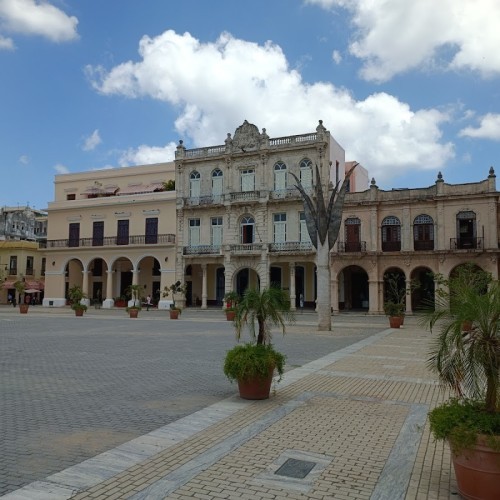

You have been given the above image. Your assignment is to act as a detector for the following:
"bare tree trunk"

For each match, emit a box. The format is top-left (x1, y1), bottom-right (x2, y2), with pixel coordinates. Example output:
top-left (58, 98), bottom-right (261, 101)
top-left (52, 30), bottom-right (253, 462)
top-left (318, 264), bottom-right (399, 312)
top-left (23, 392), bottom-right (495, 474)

top-left (316, 239), bottom-right (331, 331)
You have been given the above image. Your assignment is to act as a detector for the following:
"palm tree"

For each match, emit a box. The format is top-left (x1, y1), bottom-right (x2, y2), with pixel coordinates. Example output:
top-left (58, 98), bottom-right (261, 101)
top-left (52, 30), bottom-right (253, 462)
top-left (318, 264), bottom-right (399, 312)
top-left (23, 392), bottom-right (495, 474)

top-left (423, 267), bottom-right (500, 413)
top-left (290, 163), bottom-right (356, 331)
top-left (234, 287), bottom-right (295, 345)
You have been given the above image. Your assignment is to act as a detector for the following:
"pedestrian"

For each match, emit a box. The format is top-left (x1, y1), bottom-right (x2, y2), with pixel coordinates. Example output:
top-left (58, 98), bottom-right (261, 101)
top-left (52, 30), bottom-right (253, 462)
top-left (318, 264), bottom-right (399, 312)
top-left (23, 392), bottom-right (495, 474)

top-left (146, 294), bottom-right (152, 311)
top-left (7, 293), bottom-right (12, 304)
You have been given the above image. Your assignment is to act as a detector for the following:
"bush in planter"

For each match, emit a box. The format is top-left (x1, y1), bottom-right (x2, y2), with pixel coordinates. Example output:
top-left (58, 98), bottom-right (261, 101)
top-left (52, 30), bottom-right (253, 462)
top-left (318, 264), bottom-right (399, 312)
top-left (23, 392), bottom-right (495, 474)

top-left (421, 269), bottom-right (500, 499)
top-left (224, 286), bottom-right (294, 399)
top-left (162, 281), bottom-right (187, 313)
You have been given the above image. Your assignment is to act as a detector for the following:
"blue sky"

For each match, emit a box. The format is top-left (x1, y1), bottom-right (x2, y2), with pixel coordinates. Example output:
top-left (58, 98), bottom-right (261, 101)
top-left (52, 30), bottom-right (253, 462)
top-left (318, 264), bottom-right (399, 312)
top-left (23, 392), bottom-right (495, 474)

top-left (1, 0), bottom-right (499, 210)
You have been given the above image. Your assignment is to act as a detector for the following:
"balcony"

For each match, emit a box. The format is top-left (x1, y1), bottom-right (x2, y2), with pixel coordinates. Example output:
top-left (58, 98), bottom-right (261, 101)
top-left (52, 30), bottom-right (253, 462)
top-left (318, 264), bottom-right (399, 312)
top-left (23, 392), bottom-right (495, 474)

top-left (229, 243), bottom-right (263, 255)
top-left (25, 267), bottom-right (34, 276)
top-left (184, 195), bottom-right (224, 207)
top-left (8, 267), bottom-right (17, 276)
top-left (337, 241), bottom-right (367, 253)
top-left (413, 240), bottom-right (434, 251)
top-left (183, 245), bottom-right (222, 255)
top-left (230, 191), bottom-right (260, 203)
top-left (450, 237), bottom-right (483, 250)
top-left (46, 233), bottom-right (176, 249)
top-left (269, 242), bottom-right (314, 254)
top-left (382, 241), bottom-right (401, 252)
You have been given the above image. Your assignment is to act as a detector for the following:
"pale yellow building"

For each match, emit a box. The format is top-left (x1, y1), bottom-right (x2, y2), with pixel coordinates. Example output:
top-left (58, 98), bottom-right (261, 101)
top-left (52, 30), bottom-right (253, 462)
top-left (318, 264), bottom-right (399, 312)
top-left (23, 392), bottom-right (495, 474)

top-left (42, 163), bottom-right (176, 308)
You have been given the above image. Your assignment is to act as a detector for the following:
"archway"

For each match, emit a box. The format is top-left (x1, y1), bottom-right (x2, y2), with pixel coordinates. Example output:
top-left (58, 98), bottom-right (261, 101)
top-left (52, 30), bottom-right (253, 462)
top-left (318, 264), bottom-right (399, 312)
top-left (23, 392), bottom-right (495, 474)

top-left (65, 258), bottom-right (84, 301)
top-left (410, 267), bottom-right (434, 311)
top-left (235, 268), bottom-right (260, 296)
top-left (383, 267), bottom-right (406, 306)
top-left (339, 265), bottom-right (369, 311)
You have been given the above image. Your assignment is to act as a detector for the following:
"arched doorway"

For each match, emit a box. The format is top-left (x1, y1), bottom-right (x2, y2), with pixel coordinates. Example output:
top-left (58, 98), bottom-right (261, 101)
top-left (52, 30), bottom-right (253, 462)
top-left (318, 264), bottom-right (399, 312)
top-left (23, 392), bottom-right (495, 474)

top-left (235, 268), bottom-right (260, 296)
top-left (383, 267), bottom-right (406, 306)
top-left (339, 265), bottom-right (369, 311)
top-left (410, 267), bottom-right (434, 311)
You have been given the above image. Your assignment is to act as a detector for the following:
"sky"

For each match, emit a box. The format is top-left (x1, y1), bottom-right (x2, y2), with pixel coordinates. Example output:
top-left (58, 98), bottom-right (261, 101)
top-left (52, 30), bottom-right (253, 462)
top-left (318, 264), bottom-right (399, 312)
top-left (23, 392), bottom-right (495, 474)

top-left (1, 0), bottom-right (499, 210)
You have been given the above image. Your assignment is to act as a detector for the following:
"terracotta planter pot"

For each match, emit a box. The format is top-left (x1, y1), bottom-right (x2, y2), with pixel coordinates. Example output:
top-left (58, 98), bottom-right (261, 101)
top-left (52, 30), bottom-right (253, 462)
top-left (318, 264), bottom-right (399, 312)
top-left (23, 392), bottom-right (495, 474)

top-left (451, 436), bottom-right (500, 500)
top-left (389, 316), bottom-right (403, 328)
top-left (462, 320), bottom-right (473, 332)
top-left (225, 310), bottom-right (236, 321)
top-left (129, 309), bottom-right (139, 318)
top-left (169, 309), bottom-right (180, 319)
top-left (74, 309), bottom-right (84, 317)
top-left (19, 304), bottom-right (29, 314)
top-left (237, 367), bottom-right (275, 400)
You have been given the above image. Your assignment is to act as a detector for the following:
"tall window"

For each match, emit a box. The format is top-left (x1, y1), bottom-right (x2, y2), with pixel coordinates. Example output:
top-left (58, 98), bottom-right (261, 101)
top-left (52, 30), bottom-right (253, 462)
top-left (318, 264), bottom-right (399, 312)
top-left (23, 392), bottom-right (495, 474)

top-left (299, 212), bottom-right (311, 243)
top-left (41, 257), bottom-right (46, 276)
top-left (212, 169), bottom-right (223, 199)
top-left (413, 214), bottom-right (434, 250)
top-left (344, 217), bottom-right (361, 252)
top-left (92, 258), bottom-right (103, 277)
top-left (241, 216), bottom-right (255, 243)
top-left (274, 162), bottom-right (287, 191)
top-left (241, 169), bottom-right (255, 192)
top-left (189, 218), bottom-right (201, 246)
top-left (299, 158), bottom-right (312, 188)
top-left (69, 222), bottom-right (80, 247)
top-left (190, 171), bottom-right (201, 199)
top-left (92, 221), bottom-right (104, 246)
top-left (273, 213), bottom-right (286, 243)
top-left (145, 217), bottom-right (158, 244)
top-left (456, 211), bottom-right (477, 249)
top-left (9, 256), bottom-right (17, 275)
top-left (211, 217), bottom-right (223, 246)
top-left (381, 216), bottom-right (401, 251)
top-left (117, 220), bottom-right (129, 245)
top-left (26, 256), bottom-right (34, 275)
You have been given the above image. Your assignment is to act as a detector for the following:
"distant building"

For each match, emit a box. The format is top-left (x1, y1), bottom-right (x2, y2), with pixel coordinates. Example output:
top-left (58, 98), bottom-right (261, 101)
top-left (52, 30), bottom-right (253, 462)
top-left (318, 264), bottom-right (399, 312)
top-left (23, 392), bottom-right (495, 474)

top-left (0, 205), bottom-right (47, 242)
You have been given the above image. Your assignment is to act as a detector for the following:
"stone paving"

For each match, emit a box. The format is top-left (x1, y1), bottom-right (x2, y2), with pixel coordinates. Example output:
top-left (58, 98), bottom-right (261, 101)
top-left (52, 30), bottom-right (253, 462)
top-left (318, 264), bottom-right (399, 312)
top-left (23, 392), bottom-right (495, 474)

top-left (0, 306), bottom-right (457, 499)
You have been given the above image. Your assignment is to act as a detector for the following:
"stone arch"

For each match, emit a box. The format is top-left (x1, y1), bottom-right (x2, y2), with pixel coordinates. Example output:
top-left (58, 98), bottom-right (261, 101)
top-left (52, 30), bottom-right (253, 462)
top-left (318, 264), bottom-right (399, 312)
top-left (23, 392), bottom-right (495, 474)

top-left (410, 266), bottom-right (434, 311)
top-left (337, 264), bottom-right (369, 311)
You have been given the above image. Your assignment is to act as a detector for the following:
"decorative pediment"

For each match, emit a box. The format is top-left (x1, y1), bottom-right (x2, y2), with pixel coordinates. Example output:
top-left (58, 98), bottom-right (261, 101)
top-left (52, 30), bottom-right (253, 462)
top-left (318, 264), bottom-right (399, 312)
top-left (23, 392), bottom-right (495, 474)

top-left (232, 120), bottom-right (261, 152)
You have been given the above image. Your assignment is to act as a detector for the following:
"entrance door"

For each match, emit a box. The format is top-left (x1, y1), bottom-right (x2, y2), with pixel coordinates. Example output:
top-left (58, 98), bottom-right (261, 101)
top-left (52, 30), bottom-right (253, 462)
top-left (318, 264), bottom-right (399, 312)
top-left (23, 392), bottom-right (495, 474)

top-left (216, 268), bottom-right (225, 305)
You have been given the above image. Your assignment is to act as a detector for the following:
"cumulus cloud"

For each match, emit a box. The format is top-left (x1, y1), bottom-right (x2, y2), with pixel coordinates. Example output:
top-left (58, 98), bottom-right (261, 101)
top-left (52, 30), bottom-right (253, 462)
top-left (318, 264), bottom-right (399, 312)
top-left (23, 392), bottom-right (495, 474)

top-left (82, 129), bottom-right (102, 151)
top-left (54, 163), bottom-right (69, 174)
top-left (305, 0), bottom-right (500, 82)
top-left (118, 142), bottom-right (177, 167)
top-left (331, 50), bottom-right (342, 64)
top-left (87, 30), bottom-right (454, 184)
top-left (0, 0), bottom-right (78, 43)
top-left (459, 114), bottom-right (500, 140)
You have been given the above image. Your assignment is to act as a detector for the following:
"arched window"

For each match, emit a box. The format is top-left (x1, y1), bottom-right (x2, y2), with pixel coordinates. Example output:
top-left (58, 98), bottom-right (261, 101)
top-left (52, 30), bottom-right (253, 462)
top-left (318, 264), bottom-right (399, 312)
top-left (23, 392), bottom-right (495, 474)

top-left (274, 162), bottom-right (287, 191)
top-left (240, 216), bottom-right (255, 244)
top-left (381, 216), bottom-right (401, 252)
top-left (189, 171), bottom-right (201, 199)
top-left (299, 158), bottom-right (312, 188)
top-left (413, 214), bottom-right (434, 251)
top-left (344, 217), bottom-right (361, 252)
top-left (456, 211), bottom-right (477, 249)
top-left (211, 168), bottom-right (223, 199)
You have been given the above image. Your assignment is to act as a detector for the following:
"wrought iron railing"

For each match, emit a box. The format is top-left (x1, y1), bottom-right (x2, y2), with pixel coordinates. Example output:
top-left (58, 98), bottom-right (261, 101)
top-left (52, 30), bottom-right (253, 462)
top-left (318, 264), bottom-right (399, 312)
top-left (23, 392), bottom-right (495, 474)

top-left (46, 233), bottom-right (176, 248)
top-left (268, 242), bottom-right (314, 253)
top-left (337, 241), bottom-right (367, 253)
top-left (229, 243), bottom-right (263, 253)
top-left (450, 237), bottom-right (483, 250)
top-left (183, 245), bottom-right (221, 255)
top-left (381, 241), bottom-right (401, 252)
top-left (413, 240), bottom-right (434, 251)
top-left (230, 191), bottom-right (260, 202)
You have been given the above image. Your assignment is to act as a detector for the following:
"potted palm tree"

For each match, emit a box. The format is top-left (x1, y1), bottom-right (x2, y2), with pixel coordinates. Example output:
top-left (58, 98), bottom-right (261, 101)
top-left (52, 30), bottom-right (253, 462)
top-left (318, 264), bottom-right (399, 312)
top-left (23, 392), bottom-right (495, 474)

top-left (223, 290), bottom-right (239, 321)
top-left (14, 279), bottom-right (28, 314)
top-left (125, 284), bottom-right (143, 318)
top-left (421, 264), bottom-right (500, 500)
top-left (162, 281), bottom-right (187, 319)
top-left (223, 286), bottom-right (294, 400)
top-left (68, 285), bottom-right (88, 316)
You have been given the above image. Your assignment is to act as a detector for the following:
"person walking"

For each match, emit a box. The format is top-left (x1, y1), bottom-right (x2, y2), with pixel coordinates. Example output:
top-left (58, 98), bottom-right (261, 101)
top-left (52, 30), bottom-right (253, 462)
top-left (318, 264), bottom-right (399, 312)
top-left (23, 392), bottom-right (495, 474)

top-left (146, 295), bottom-right (152, 311)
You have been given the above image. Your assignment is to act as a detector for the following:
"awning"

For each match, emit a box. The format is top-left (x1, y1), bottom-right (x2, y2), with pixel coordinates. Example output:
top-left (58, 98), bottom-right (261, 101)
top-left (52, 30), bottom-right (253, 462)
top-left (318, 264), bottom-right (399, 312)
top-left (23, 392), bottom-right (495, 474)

top-left (25, 280), bottom-right (44, 290)
top-left (1, 280), bottom-right (16, 288)
top-left (118, 183), bottom-right (163, 195)
top-left (25, 289), bottom-right (41, 293)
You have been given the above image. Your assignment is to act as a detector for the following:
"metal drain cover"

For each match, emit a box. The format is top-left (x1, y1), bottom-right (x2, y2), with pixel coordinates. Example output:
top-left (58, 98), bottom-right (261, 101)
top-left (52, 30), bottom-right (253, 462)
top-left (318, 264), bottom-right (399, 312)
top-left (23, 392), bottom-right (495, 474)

top-left (275, 458), bottom-right (316, 479)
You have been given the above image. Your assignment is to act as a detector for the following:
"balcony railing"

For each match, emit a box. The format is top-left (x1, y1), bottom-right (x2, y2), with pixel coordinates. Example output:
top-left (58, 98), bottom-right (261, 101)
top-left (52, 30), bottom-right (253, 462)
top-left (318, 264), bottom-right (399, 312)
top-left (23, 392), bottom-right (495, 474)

top-left (8, 267), bottom-right (17, 276)
top-left (46, 233), bottom-right (176, 249)
top-left (450, 237), bottom-right (483, 250)
top-left (413, 240), bottom-right (434, 251)
top-left (269, 242), bottom-right (314, 253)
top-left (229, 243), bottom-right (263, 254)
top-left (382, 241), bottom-right (401, 252)
top-left (184, 195), bottom-right (224, 207)
top-left (230, 191), bottom-right (260, 202)
top-left (25, 267), bottom-right (34, 276)
top-left (337, 241), bottom-right (367, 253)
top-left (183, 245), bottom-right (221, 255)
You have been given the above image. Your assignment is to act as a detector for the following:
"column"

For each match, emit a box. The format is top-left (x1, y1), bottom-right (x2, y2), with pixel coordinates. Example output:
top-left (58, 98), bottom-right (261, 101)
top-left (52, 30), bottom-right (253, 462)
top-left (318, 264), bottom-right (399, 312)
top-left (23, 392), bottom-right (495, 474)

top-left (103, 270), bottom-right (114, 309)
top-left (201, 263), bottom-right (207, 309)
top-left (289, 263), bottom-right (296, 311)
top-left (331, 278), bottom-right (339, 314)
top-left (368, 279), bottom-right (378, 314)
top-left (82, 270), bottom-right (90, 307)
top-left (405, 278), bottom-right (412, 315)
top-left (158, 268), bottom-right (175, 310)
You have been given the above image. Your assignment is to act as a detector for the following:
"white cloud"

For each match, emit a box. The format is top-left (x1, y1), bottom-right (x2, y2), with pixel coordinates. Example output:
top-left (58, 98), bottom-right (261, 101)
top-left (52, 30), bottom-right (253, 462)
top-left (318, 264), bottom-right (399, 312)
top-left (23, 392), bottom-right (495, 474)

top-left (87, 30), bottom-right (454, 185)
top-left (82, 129), bottom-right (102, 151)
top-left (54, 163), bottom-right (69, 174)
top-left (305, 0), bottom-right (500, 82)
top-left (459, 114), bottom-right (500, 140)
top-left (118, 142), bottom-right (177, 167)
top-left (331, 50), bottom-right (342, 64)
top-left (18, 154), bottom-right (29, 165)
top-left (0, 0), bottom-right (78, 43)
top-left (0, 33), bottom-right (13, 49)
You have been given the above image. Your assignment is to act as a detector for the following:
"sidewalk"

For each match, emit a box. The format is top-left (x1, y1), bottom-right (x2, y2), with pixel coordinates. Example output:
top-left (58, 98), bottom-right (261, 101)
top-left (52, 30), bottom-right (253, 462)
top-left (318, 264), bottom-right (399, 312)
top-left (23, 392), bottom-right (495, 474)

top-left (2, 316), bottom-right (455, 500)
